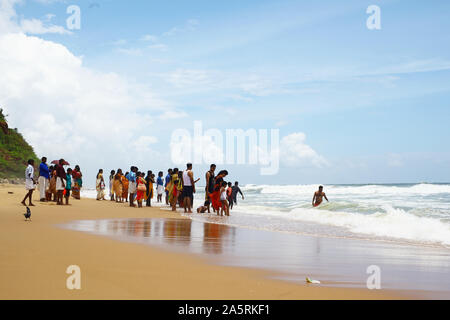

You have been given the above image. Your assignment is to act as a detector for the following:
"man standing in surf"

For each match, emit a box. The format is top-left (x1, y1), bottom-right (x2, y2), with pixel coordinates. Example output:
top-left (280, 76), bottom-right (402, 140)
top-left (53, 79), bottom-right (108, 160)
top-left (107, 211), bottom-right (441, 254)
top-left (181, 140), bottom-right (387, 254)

top-left (312, 186), bottom-right (329, 207)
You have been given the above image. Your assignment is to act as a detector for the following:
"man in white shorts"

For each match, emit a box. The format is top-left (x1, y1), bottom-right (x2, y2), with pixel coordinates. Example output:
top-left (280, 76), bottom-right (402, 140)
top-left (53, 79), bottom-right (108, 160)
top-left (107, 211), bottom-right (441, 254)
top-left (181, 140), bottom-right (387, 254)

top-left (21, 159), bottom-right (36, 207)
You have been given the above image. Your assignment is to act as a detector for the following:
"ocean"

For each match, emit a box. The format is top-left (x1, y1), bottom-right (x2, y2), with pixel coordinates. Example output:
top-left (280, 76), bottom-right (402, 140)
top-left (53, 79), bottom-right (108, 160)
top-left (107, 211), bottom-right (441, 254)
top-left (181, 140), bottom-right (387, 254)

top-left (81, 183), bottom-right (450, 248)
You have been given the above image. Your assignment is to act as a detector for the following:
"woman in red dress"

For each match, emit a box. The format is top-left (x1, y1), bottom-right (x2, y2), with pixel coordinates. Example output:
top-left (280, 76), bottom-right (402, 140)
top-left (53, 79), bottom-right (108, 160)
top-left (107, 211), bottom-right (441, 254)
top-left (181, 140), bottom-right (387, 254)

top-left (210, 170), bottom-right (228, 213)
top-left (136, 172), bottom-right (147, 208)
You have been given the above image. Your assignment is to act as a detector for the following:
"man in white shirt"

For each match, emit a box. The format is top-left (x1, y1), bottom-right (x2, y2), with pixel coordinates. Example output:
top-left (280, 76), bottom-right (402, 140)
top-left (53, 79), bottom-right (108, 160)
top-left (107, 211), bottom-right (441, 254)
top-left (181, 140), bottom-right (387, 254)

top-left (182, 163), bottom-right (196, 213)
top-left (21, 159), bottom-right (36, 206)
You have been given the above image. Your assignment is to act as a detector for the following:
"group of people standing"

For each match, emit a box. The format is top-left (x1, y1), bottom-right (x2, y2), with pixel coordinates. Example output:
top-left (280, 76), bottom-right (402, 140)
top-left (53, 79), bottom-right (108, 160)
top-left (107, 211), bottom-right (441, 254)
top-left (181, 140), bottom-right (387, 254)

top-left (22, 157), bottom-right (83, 207)
top-left (201, 164), bottom-right (244, 216)
top-left (96, 167), bottom-right (160, 208)
top-left (94, 163), bottom-right (244, 215)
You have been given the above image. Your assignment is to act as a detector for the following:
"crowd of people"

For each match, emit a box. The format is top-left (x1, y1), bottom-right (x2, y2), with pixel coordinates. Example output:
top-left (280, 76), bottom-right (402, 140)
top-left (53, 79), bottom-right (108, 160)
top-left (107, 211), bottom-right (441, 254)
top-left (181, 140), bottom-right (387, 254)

top-left (22, 159), bottom-right (329, 213)
top-left (95, 163), bottom-right (245, 215)
top-left (22, 157), bottom-right (83, 207)
top-left (21, 158), bottom-right (247, 215)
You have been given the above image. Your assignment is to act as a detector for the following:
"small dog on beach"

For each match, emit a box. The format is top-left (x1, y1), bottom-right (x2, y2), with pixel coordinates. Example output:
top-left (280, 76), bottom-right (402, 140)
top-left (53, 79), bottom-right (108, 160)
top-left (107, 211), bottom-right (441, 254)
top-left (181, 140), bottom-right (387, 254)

top-left (24, 207), bottom-right (32, 221)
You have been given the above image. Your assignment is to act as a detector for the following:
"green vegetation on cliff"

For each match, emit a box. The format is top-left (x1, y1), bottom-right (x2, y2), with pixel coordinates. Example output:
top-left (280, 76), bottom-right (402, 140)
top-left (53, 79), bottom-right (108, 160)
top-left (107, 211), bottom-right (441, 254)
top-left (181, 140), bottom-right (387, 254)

top-left (0, 109), bottom-right (39, 179)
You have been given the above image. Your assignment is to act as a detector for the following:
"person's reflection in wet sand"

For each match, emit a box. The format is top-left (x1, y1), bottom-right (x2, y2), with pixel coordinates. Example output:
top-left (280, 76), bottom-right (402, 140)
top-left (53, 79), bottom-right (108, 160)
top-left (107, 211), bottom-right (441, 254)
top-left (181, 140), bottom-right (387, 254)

top-left (133, 220), bottom-right (144, 237)
top-left (126, 220), bottom-right (134, 236)
top-left (203, 223), bottom-right (229, 255)
top-left (163, 220), bottom-right (192, 246)
top-left (94, 220), bottom-right (101, 233)
top-left (153, 220), bottom-right (162, 238)
top-left (143, 220), bottom-right (151, 238)
top-left (110, 220), bottom-right (119, 235)
top-left (120, 220), bottom-right (127, 237)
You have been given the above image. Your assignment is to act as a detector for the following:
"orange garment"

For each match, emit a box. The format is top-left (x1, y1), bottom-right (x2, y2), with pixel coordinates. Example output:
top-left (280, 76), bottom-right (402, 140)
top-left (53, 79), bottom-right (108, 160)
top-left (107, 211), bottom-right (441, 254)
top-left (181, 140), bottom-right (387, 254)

top-left (121, 176), bottom-right (129, 198)
top-left (136, 177), bottom-right (146, 201)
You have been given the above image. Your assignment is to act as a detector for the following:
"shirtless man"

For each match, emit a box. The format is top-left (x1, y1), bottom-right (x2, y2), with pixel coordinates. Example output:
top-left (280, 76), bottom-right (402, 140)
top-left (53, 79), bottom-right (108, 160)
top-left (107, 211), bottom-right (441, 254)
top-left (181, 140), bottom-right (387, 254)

top-left (205, 164), bottom-right (216, 212)
top-left (312, 186), bottom-right (329, 207)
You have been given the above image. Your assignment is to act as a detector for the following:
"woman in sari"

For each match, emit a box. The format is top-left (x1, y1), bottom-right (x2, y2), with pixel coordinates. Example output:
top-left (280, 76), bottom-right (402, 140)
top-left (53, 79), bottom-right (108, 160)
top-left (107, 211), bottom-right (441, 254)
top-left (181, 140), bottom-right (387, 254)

top-left (135, 172), bottom-right (147, 208)
top-left (168, 168), bottom-right (179, 211)
top-left (71, 165), bottom-right (83, 200)
top-left (96, 169), bottom-right (106, 200)
top-left (46, 166), bottom-right (56, 201)
top-left (122, 172), bottom-right (129, 202)
top-left (48, 166), bottom-right (58, 202)
top-left (145, 171), bottom-right (154, 207)
top-left (113, 169), bottom-right (123, 202)
top-left (177, 171), bottom-right (184, 208)
top-left (211, 170), bottom-right (228, 213)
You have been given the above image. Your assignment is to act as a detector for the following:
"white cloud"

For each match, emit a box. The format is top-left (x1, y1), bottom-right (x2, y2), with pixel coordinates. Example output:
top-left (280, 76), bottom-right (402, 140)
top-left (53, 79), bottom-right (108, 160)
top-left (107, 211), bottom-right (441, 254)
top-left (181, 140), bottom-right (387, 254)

top-left (163, 19), bottom-right (200, 37)
top-left (44, 13), bottom-right (55, 21)
top-left (275, 120), bottom-right (288, 127)
top-left (116, 47), bottom-right (143, 56)
top-left (140, 34), bottom-right (158, 42)
top-left (165, 69), bottom-right (211, 88)
top-left (158, 110), bottom-right (188, 120)
top-left (279, 133), bottom-right (328, 168)
top-left (20, 18), bottom-right (71, 35)
top-left (0, 29), bottom-right (171, 182)
top-left (133, 135), bottom-right (158, 152)
top-left (148, 43), bottom-right (168, 51)
top-left (111, 39), bottom-right (127, 46)
top-left (1, 0), bottom-right (70, 35)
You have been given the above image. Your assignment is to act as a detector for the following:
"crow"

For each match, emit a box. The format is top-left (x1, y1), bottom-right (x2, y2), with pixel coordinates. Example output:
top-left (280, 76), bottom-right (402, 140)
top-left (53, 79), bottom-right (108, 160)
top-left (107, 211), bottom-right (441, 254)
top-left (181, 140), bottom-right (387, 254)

top-left (24, 207), bottom-right (31, 221)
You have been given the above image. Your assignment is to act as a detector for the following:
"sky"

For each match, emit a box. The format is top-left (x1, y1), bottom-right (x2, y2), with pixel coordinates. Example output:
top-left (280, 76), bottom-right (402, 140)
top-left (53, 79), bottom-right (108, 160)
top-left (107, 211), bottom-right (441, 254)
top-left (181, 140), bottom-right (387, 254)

top-left (0, 0), bottom-right (449, 187)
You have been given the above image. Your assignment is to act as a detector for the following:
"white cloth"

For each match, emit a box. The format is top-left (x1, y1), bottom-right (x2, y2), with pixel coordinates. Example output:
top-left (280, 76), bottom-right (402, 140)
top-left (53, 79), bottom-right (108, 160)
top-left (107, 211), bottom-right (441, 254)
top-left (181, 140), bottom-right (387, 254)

top-left (38, 176), bottom-right (48, 199)
top-left (220, 190), bottom-right (227, 201)
top-left (56, 177), bottom-right (65, 191)
top-left (157, 185), bottom-right (164, 195)
top-left (183, 170), bottom-right (192, 186)
top-left (129, 182), bottom-right (137, 194)
top-left (25, 179), bottom-right (35, 191)
top-left (25, 164), bottom-right (35, 190)
top-left (25, 164), bottom-right (34, 180)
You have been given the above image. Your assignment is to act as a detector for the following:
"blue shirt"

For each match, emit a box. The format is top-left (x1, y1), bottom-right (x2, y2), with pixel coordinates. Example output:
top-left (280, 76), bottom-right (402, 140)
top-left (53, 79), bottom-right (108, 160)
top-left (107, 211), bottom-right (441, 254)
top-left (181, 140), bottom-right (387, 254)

top-left (39, 162), bottom-right (50, 179)
top-left (66, 173), bottom-right (72, 189)
top-left (157, 176), bottom-right (164, 186)
top-left (165, 174), bottom-right (171, 187)
top-left (129, 171), bottom-right (136, 183)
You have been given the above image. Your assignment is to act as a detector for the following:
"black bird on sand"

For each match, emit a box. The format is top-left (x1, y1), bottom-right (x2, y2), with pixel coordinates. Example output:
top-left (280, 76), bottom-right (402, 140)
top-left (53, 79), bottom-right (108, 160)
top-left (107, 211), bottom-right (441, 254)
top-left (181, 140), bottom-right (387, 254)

top-left (24, 207), bottom-right (31, 221)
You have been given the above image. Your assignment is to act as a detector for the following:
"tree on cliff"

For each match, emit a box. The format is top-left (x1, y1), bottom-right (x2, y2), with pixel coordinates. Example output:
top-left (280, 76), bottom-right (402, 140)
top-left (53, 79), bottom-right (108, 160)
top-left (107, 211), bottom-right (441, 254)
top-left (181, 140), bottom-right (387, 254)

top-left (0, 108), bottom-right (9, 135)
top-left (0, 109), bottom-right (39, 179)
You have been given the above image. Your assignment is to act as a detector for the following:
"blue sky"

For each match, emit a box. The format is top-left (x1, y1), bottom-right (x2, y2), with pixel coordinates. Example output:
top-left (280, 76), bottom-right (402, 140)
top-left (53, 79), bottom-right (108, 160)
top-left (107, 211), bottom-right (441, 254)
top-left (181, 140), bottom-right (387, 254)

top-left (1, 0), bottom-right (450, 185)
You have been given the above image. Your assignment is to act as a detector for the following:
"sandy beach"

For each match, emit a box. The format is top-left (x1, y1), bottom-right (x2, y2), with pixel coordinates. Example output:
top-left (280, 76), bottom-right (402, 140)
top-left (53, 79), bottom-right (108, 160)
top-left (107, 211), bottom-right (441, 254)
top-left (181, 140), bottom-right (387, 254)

top-left (0, 184), bottom-right (410, 300)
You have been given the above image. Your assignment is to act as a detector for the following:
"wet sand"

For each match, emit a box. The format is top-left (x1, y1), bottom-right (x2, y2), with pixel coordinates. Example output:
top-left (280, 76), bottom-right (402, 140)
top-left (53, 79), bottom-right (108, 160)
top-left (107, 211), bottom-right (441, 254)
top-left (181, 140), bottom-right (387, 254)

top-left (64, 218), bottom-right (450, 299)
top-left (0, 184), bottom-right (418, 299)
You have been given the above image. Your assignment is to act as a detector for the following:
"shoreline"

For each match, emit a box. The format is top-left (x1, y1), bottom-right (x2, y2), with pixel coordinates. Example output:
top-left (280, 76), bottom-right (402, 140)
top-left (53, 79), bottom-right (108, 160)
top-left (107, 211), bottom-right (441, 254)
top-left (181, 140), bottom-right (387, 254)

top-left (0, 184), bottom-right (423, 299)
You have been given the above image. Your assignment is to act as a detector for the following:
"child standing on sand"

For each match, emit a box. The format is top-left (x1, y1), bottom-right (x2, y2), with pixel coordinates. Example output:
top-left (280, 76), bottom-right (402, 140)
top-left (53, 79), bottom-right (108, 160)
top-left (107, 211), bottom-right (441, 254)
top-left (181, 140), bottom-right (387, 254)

top-left (227, 182), bottom-right (233, 208)
top-left (220, 181), bottom-right (230, 216)
top-left (65, 168), bottom-right (73, 205)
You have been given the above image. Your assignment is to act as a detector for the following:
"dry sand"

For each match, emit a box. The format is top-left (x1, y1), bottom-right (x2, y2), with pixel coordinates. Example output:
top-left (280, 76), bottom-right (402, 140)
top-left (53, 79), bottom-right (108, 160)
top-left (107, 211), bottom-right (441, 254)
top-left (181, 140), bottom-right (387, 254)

top-left (0, 184), bottom-right (406, 300)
